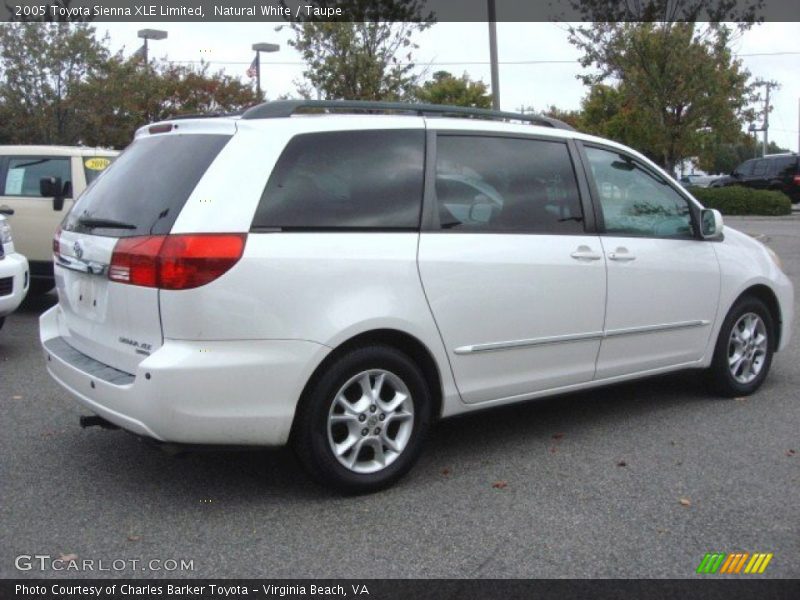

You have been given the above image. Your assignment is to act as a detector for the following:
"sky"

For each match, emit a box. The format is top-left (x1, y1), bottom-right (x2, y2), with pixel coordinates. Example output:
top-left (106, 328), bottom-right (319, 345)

top-left (96, 21), bottom-right (800, 152)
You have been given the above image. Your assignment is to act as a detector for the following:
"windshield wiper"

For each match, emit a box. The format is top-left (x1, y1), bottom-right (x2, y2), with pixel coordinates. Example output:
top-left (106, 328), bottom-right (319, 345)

top-left (77, 217), bottom-right (136, 230)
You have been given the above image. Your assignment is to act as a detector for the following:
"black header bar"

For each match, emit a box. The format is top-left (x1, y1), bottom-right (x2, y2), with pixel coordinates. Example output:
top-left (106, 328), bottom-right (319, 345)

top-left (1, 0), bottom-right (798, 23)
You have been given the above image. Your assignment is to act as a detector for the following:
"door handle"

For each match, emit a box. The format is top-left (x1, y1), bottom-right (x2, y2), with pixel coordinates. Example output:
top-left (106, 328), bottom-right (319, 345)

top-left (608, 249), bottom-right (636, 262)
top-left (570, 245), bottom-right (602, 261)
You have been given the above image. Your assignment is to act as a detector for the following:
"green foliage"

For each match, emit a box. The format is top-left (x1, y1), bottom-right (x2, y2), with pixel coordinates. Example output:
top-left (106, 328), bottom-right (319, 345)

top-left (0, 22), bottom-right (110, 144)
top-left (0, 22), bottom-right (258, 148)
top-left (413, 71), bottom-right (491, 108)
top-left (689, 186), bottom-right (791, 216)
top-left (70, 58), bottom-right (258, 148)
top-left (568, 22), bottom-right (757, 174)
top-left (568, 0), bottom-right (762, 22)
top-left (282, 0), bottom-right (433, 100)
top-left (698, 136), bottom-right (790, 174)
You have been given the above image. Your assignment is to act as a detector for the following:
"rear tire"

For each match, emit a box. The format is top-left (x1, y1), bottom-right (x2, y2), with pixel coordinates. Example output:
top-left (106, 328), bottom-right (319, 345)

top-left (292, 345), bottom-right (432, 494)
top-left (707, 296), bottom-right (775, 397)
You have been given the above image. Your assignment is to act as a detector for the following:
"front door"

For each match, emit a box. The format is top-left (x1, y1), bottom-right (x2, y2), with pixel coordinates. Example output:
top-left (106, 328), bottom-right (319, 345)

top-left (581, 144), bottom-right (720, 379)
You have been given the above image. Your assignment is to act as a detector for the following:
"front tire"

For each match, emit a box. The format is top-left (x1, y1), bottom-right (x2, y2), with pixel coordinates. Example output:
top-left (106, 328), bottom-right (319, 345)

top-left (292, 345), bottom-right (432, 494)
top-left (707, 296), bottom-right (775, 397)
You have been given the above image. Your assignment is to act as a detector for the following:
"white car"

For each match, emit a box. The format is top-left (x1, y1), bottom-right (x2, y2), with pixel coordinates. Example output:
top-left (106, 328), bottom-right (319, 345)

top-left (39, 101), bottom-right (794, 493)
top-left (0, 215), bottom-right (29, 330)
top-left (0, 145), bottom-right (117, 294)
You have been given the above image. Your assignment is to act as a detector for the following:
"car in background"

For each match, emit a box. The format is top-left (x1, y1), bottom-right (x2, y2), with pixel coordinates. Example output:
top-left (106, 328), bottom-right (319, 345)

top-left (0, 215), bottom-right (29, 332)
top-left (0, 146), bottom-right (118, 294)
top-left (678, 174), bottom-right (719, 188)
top-left (710, 153), bottom-right (800, 203)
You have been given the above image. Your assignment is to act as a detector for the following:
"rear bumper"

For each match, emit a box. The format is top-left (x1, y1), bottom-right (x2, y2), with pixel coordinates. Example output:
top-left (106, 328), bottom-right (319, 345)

top-left (39, 305), bottom-right (330, 446)
top-left (0, 252), bottom-right (29, 317)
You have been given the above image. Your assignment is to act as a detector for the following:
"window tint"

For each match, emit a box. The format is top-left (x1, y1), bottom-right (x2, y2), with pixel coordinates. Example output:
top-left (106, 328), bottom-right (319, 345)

top-left (752, 160), bottom-right (768, 176)
top-left (585, 146), bottom-right (694, 239)
top-left (735, 160), bottom-right (754, 177)
top-left (4, 157), bottom-right (71, 198)
top-left (771, 156), bottom-right (798, 176)
top-left (253, 130), bottom-right (424, 230)
top-left (434, 136), bottom-right (583, 233)
top-left (63, 134), bottom-right (230, 238)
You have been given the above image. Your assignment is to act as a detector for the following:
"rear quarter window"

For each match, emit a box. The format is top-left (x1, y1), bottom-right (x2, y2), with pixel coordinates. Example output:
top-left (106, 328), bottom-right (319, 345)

top-left (252, 129), bottom-right (425, 230)
top-left (63, 134), bottom-right (230, 237)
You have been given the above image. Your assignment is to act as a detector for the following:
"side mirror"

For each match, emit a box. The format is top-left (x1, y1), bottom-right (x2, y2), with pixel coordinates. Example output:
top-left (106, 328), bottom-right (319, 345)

top-left (700, 208), bottom-right (724, 240)
top-left (40, 176), bottom-right (64, 211)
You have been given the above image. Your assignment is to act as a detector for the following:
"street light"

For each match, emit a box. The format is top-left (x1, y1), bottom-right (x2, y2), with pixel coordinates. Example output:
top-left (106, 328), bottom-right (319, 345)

top-left (487, 0), bottom-right (500, 110)
top-left (251, 42), bottom-right (280, 101)
top-left (137, 29), bottom-right (168, 69)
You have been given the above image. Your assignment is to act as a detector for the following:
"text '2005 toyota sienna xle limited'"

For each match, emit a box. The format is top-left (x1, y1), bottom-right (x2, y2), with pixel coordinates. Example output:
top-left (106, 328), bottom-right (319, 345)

top-left (40, 101), bottom-right (794, 493)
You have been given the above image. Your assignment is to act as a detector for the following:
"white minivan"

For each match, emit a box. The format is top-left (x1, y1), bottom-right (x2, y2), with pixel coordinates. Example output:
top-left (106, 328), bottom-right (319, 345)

top-left (40, 101), bottom-right (794, 492)
top-left (0, 145), bottom-right (117, 294)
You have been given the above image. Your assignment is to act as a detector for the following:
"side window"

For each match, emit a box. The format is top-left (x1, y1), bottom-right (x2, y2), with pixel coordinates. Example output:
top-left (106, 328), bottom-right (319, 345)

top-left (434, 136), bottom-right (584, 234)
top-left (771, 156), bottom-right (796, 177)
top-left (735, 160), bottom-right (754, 177)
top-left (3, 157), bottom-right (72, 198)
top-left (253, 130), bottom-right (424, 230)
top-left (752, 160), bottom-right (768, 177)
top-left (584, 146), bottom-right (694, 239)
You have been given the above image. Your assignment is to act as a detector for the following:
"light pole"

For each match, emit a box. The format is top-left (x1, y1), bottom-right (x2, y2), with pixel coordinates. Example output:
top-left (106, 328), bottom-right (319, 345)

top-left (487, 0), bottom-right (500, 110)
top-left (137, 29), bottom-right (168, 72)
top-left (251, 42), bottom-right (280, 101)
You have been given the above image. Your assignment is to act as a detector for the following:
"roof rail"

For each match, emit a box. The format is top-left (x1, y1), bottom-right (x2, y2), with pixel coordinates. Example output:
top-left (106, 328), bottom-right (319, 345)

top-left (240, 100), bottom-right (575, 131)
top-left (169, 110), bottom-right (244, 121)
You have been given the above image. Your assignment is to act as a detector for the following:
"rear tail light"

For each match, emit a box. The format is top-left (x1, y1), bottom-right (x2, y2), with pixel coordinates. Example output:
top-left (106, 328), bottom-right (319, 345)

top-left (109, 234), bottom-right (246, 290)
top-left (793, 175), bottom-right (800, 185)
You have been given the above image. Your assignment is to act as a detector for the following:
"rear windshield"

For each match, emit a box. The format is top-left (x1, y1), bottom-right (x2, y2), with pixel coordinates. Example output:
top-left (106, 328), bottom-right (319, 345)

top-left (82, 156), bottom-right (116, 185)
top-left (63, 134), bottom-right (230, 237)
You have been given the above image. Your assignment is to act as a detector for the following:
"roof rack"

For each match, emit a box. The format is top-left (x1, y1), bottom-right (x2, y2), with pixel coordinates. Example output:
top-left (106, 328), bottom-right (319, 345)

top-left (240, 100), bottom-right (575, 131)
top-left (169, 110), bottom-right (244, 120)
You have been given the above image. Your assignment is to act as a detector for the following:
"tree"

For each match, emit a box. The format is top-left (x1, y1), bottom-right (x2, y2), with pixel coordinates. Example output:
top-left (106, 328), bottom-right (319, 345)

top-left (70, 58), bottom-right (259, 148)
top-left (413, 71), bottom-right (491, 108)
top-left (0, 21), bottom-right (258, 148)
top-left (0, 22), bottom-right (109, 144)
top-left (568, 0), bottom-right (762, 23)
top-left (698, 134), bottom-right (790, 174)
top-left (281, 0), bottom-right (433, 100)
top-left (568, 21), bottom-right (757, 175)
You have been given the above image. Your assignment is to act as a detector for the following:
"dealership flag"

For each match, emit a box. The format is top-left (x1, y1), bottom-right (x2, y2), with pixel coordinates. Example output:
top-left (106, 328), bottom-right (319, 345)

top-left (247, 54), bottom-right (259, 78)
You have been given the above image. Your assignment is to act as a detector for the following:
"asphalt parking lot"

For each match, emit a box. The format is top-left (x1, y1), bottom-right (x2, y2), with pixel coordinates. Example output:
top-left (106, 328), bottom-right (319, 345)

top-left (1, 216), bottom-right (798, 579)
